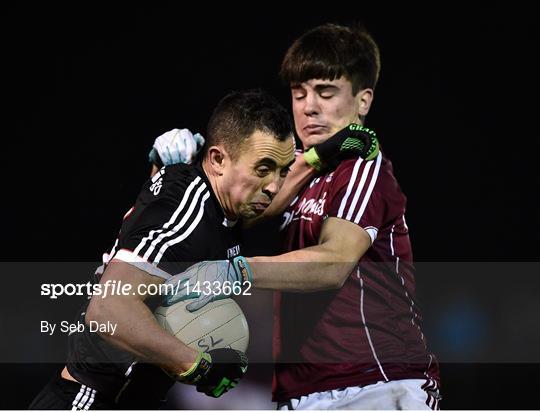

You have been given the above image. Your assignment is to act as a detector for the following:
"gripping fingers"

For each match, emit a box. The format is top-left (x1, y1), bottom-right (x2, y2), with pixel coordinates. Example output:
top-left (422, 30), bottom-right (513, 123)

top-left (197, 378), bottom-right (239, 398)
top-left (184, 132), bottom-right (196, 163)
top-left (193, 132), bottom-right (205, 148)
top-left (186, 294), bottom-right (213, 312)
top-left (163, 275), bottom-right (197, 306)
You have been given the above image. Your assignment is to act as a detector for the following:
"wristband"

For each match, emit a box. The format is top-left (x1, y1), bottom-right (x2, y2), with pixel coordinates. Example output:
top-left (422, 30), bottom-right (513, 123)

top-left (232, 256), bottom-right (253, 283)
top-left (176, 351), bottom-right (212, 384)
top-left (303, 147), bottom-right (324, 171)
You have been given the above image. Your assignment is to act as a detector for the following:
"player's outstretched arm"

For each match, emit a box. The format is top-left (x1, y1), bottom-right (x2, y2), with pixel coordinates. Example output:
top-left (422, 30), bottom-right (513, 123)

top-left (165, 219), bottom-right (372, 312)
top-left (85, 260), bottom-right (198, 375)
top-left (249, 217), bottom-right (372, 291)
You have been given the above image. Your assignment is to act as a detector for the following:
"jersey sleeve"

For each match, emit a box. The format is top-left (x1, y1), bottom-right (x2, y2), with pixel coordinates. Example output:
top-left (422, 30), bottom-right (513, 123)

top-left (113, 166), bottom-right (210, 279)
top-left (326, 152), bottom-right (384, 244)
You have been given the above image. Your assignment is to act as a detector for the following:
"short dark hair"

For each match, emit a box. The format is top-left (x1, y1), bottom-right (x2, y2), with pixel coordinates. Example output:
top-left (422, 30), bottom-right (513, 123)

top-left (205, 89), bottom-right (293, 161)
top-left (280, 23), bottom-right (381, 94)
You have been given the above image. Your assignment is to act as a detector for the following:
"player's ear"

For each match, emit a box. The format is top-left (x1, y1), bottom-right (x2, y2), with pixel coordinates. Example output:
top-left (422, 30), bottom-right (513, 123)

top-left (356, 88), bottom-right (374, 117)
top-left (207, 145), bottom-right (228, 176)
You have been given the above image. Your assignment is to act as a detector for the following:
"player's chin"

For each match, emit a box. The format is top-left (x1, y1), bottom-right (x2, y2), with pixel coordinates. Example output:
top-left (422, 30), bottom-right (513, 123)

top-left (240, 203), bottom-right (268, 219)
top-left (301, 132), bottom-right (331, 148)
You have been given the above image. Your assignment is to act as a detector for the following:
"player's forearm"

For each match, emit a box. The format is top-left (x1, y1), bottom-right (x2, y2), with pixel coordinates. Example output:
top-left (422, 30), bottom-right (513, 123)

top-left (86, 295), bottom-right (197, 374)
top-left (248, 245), bottom-right (356, 292)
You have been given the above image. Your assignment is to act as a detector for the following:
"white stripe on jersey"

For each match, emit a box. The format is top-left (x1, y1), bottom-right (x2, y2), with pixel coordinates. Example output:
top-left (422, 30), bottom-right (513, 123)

top-left (77, 386), bottom-right (89, 410)
top-left (133, 176), bottom-right (203, 257)
top-left (390, 223), bottom-right (426, 346)
top-left (71, 385), bottom-right (86, 410)
top-left (354, 152), bottom-right (382, 224)
top-left (357, 268), bottom-right (389, 382)
top-left (389, 224), bottom-right (395, 256)
top-left (143, 182), bottom-right (208, 261)
top-left (83, 388), bottom-right (96, 410)
top-left (113, 249), bottom-right (171, 279)
top-left (345, 159), bottom-right (373, 220)
top-left (337, 157), bottom-right (364, 218)
top-left (154, 191), bottom-right (210, 263)
top-left (71, 385), bottom-right (96, 410)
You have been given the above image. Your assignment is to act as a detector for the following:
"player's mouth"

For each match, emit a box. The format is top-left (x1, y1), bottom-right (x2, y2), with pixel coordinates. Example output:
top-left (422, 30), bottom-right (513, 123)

top-left (303, 124), bottom-right (327, 135)
top-left (251, 202), bottom-right (270, 212)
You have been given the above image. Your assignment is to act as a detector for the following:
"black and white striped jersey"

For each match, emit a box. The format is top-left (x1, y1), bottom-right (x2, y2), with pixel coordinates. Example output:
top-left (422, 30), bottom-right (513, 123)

top-left (112, 162), bottom-right (243, 276)
top-left (67, 162), bottom-right (243, 400)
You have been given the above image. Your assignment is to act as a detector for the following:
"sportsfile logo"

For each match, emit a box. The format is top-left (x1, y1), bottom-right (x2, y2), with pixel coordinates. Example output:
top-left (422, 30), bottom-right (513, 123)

top-left (41, 280), bottom-right (175, 300)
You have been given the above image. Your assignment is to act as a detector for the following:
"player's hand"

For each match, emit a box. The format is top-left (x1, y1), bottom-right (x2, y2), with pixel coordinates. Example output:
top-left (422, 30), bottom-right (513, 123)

top-left (176, 349), bottom-right (248, 398)
top-left (148, 128), bottom-right (205, 167)
top-left (303, 123), bottom-right (379, 171)
top-left (163, 256), bottom-right (253, 312)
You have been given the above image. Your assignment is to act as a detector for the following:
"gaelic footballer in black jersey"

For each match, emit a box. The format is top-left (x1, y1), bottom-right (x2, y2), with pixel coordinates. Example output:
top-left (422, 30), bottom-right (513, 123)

top-left (67, 163), bottom-right (242, 401)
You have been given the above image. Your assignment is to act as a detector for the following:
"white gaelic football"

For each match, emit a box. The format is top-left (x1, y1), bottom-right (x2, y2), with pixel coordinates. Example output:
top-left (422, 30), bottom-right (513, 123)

top-left (154, 298), bottom-right (249, 352)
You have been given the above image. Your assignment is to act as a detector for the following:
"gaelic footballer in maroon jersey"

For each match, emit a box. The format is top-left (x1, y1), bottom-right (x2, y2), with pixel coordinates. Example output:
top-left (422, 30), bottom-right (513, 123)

top-left (272, 151), bottom-right (440, 402)
top-left (268, 22), bottom-right (441, 409)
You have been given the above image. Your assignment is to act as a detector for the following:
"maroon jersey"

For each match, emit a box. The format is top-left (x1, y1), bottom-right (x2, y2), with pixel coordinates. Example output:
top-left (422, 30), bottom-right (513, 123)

top-left (272, 152), bottom-right (439, 401)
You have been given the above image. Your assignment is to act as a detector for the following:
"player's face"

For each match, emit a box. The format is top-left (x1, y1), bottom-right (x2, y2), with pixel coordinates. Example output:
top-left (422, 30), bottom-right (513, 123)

top-left (291, 76), bottom-right (362, 149)
top-left (224, 131), bottom-right (295, 219)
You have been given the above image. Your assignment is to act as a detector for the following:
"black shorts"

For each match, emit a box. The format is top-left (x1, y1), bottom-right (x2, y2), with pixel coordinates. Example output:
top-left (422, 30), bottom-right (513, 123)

top-left (29, 369), bottom-right (171, 410)
top-left (29, 375), bottom-right (113, 410)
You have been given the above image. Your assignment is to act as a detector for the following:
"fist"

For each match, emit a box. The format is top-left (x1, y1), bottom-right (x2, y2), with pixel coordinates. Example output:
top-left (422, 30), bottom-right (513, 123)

top-left (149, 128), bottom-right (205, 166)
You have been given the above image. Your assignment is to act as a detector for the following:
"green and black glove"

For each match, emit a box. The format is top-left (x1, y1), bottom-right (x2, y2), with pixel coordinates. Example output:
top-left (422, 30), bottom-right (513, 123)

top-left (303, 123), bottom-right (379, 171)
top-left (176, 349), bottom-right (248, 398)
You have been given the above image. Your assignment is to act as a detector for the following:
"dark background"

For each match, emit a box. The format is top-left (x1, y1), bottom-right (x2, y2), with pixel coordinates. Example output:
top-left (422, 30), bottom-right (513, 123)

top-left (2, 3), bottom-right (539, 410)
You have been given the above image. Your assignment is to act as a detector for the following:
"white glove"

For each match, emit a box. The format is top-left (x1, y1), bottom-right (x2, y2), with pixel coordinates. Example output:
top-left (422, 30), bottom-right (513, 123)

top-left (163, 257), bottom-right (253, 312)
top-left (148, 128), bottom-right (205, 166)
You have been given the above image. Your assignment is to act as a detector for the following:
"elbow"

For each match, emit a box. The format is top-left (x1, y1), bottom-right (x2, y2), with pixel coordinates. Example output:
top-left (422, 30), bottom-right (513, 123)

top-left (85, 297), bottom-right (101, 326)
top-left (320, 271), bottom-right (347, 290)
top-left (325, 262), bottom-right (354, 290)
top-left (85, 298), bottom-right (111, 338)
top-left (331, 259), bottom-right (360, 289)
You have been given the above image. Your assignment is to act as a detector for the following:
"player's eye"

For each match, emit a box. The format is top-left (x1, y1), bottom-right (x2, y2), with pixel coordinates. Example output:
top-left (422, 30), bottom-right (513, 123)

top-left (256, 166), bottom-right (271, 177)
top-left (292, 91), bottom-right (306, 100)
top-left (280, 167), bottom-right (291, 178)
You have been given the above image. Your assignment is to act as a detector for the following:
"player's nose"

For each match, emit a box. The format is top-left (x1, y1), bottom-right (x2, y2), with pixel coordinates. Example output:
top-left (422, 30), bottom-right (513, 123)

top-left (262, 179), bottom-right (280, 200)
top-left (303, 92), bottom-right (320, 115)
